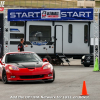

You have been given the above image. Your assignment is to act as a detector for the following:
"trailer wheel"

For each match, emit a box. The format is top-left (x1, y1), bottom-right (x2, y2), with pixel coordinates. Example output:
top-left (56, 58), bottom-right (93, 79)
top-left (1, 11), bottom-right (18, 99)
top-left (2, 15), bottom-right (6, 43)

top-left (44, 56), bottom-right (52, 64)
top-left (83, 64), bottom-right (90, 67)
top-left (55, 59), bottom-right (61, 65)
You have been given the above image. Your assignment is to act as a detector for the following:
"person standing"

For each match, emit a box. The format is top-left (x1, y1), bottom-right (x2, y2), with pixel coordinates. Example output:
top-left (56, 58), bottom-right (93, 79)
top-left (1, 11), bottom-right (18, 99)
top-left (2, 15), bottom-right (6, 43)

top-left (18, 38), bottom-right (28, 52)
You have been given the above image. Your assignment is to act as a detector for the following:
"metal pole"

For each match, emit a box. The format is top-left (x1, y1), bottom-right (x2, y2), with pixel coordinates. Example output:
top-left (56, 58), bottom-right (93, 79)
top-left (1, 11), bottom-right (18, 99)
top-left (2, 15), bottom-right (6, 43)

top-left (31, 0), bottom-right (32, 8)
top-left (55, 0), bottom-right (56, 8)
top-left (13, 0), bottom-right (15, 5)
top-left (67, 2), bottom-right (68, 8)
top-left (8, 0), bottom-right (9, 6)
top-left (37, 0), bottom-right (38, 8)
top-left (97, 11), bottom-right (99, 70)
top-left (93, 8), bottom-right (100, 70)
top-left (25, 0), bottom-right (26, 7)
top-left (19, 0), bottom-right (20, 7)
top-left (73, 2), bottom-right (74, 8)
top-left (49, 0), bottom-right (50, 8)
top-left (94, 37), bottom-right (95, 69)
top-left (61, 0), bottom-right (62, 8)
top-left (84, 0), bottom-right (86, 8)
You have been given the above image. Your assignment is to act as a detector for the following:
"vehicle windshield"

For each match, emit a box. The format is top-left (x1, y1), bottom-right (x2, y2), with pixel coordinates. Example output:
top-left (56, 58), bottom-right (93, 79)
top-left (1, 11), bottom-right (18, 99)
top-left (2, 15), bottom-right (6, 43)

top-left (5, 53), bottom-right (42, 63)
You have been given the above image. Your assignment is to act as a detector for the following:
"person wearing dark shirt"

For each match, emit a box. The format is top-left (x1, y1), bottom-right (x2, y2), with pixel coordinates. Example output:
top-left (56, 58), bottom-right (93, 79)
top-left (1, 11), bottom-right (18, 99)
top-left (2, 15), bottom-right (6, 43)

top-left (18, 38), bottom-right (28, 52)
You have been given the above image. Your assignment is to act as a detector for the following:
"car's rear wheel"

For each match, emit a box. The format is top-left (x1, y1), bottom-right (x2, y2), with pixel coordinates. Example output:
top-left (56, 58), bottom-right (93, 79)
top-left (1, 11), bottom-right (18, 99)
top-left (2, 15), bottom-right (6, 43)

top-left (2, 70), bottom-right (8, 84)
top-left (83, 64), bottom-right (90, 67)
top-left (44, 69), bottom-right (55, 83)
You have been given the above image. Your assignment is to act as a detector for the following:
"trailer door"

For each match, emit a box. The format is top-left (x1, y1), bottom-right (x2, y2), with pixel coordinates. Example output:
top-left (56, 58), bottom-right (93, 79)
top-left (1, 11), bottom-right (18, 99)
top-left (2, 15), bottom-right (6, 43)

top-left (55, 25), bottom-right (63, 53)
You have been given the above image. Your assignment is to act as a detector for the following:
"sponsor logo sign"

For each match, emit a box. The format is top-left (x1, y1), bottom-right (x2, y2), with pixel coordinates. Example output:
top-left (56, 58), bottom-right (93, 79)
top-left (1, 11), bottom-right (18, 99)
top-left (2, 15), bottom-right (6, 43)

top-left (32, 42), bottom-right (47, 46)
top-left (41, 10), bottom-right (60, 19)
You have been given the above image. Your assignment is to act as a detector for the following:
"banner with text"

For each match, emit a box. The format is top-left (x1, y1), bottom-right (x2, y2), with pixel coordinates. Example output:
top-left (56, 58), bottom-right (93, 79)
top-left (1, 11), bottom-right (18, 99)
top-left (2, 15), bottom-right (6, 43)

top-left (8, 8), bottom-right (93, 21)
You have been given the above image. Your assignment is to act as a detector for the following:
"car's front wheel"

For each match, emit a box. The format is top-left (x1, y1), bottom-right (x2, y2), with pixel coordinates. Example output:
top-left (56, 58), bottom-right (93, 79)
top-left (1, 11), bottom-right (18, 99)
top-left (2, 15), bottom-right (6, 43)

top-left (2, 70), bottom-right (8, 84)
top-left (44, 69), bottom-right (55, 83)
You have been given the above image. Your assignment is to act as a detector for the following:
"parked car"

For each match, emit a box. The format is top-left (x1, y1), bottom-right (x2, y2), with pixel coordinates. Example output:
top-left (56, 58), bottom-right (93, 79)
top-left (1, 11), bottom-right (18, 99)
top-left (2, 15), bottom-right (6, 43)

top-left (81, 54), bottom-right (93, 67)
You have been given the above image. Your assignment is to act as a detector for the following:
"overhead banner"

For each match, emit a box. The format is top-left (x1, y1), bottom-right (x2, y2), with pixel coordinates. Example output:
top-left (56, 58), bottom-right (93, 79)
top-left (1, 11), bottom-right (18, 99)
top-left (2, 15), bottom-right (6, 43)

top-left (8, 8), bottom-right (93, 21)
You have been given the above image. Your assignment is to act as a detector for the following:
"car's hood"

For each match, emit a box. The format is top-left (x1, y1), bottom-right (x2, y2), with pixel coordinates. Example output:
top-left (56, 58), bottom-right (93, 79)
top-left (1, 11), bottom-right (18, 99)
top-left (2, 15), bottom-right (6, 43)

top-left (9, 62), bottom-right (44, 68)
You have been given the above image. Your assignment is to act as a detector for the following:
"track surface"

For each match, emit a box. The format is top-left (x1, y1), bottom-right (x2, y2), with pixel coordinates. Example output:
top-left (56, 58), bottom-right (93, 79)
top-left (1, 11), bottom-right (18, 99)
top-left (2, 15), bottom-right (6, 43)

top-left (0, 65), bottom-right (99, 100)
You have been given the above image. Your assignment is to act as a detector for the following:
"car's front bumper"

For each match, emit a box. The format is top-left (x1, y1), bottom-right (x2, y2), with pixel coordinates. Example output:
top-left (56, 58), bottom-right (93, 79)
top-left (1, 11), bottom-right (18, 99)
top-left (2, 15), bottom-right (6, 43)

top-left (6, 68), bottom-right (53, 81)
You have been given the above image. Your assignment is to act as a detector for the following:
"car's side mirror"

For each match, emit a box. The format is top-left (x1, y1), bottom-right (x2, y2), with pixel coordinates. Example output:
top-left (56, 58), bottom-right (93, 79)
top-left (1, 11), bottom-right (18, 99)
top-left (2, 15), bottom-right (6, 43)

top-left (0, 59), bottom-right (3, 65)
top-left (43, 58), bottom-right (49, 62)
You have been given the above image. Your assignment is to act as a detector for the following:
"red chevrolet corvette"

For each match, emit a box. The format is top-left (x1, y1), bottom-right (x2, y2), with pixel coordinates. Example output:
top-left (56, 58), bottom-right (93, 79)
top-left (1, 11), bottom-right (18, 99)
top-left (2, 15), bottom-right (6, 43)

top-left (0, 52), bottom-right (55, 84)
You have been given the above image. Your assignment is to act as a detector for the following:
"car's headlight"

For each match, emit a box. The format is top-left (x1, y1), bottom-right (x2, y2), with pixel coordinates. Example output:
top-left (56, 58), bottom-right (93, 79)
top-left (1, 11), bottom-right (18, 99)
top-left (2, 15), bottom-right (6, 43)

top-left (82, 56), bottom-right (85, 59)
top-left (43, 64), bottom-right (53, 69)
top-left (9, 66), bottom-right (19, 70)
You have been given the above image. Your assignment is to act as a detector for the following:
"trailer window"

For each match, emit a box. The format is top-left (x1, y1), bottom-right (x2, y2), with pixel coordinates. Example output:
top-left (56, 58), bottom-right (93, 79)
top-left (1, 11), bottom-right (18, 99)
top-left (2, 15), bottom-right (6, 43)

top-left (29, 25), bottom-right (51, 42)
top-left (10, 21), bottom-right (24, 26)
top-left (68, 24), bottom-right (72, 43)
top-left (84, 25), bottom-right (88, 43)
top-left (10, 34), bottom-right (24, 39)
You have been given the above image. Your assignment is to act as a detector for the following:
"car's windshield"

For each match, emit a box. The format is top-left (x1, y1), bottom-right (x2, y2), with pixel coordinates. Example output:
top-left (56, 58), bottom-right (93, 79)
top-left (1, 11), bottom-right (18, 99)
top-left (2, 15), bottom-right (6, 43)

top-left (5, 53), bottom-right (42, 63)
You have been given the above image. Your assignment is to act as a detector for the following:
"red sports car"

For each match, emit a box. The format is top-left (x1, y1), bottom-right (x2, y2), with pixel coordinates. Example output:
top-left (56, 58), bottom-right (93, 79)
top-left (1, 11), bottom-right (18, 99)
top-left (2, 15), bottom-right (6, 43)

top-left (0, 52), bottom-right (55, 84)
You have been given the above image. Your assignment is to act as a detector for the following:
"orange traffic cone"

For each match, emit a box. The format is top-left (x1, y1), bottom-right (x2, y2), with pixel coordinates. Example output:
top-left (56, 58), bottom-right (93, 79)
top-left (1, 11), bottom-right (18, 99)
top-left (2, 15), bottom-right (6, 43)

top-left (80, 81), bottom-right (89, 96)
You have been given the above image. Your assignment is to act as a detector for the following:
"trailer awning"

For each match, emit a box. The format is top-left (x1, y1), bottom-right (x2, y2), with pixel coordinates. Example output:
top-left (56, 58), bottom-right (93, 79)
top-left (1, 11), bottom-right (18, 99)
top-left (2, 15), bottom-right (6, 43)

top-left (8, 8), bottom-right (93, 21)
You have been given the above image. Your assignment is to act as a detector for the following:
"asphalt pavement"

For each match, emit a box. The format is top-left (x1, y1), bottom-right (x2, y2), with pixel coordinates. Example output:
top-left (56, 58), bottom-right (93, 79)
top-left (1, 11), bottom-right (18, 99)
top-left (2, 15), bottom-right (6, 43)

top-left (0, 65), bottom-right (100, 100)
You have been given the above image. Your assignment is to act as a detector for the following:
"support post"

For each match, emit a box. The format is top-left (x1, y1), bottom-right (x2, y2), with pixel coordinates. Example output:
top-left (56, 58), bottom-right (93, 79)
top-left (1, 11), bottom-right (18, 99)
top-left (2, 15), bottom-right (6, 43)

top-left (94, 8), bottom-right (99, 70)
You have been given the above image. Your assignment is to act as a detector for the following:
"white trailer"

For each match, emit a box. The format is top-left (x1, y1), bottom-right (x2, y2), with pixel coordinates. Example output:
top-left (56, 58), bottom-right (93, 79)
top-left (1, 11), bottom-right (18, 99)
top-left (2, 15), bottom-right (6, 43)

top-left (0, 8), bottom-right (96, 65)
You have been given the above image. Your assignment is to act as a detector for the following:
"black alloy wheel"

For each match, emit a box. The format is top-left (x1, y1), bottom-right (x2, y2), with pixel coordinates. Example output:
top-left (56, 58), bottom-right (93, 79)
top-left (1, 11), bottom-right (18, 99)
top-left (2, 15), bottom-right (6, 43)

top-left (2, 70), bottom-right (8, 84)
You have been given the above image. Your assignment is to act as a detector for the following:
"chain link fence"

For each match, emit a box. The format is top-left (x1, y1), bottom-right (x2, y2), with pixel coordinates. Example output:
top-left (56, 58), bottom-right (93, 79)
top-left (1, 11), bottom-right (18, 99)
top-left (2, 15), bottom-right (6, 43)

top-left (2, 0), bottom-right (80, 8)
top-left (2, 0), bottom-right (100, 8)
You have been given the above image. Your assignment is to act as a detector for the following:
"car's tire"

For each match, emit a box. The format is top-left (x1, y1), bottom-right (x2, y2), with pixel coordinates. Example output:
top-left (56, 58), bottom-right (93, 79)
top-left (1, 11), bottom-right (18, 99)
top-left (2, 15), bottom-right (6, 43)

top-left (44, 56), bottom-right (52, 64)
top-left (2, 70), bottom-right (8, 84)
top-left (44, 69), bottom-right (55, 83)
top-left (83, 64), bottom-right (90, 67)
